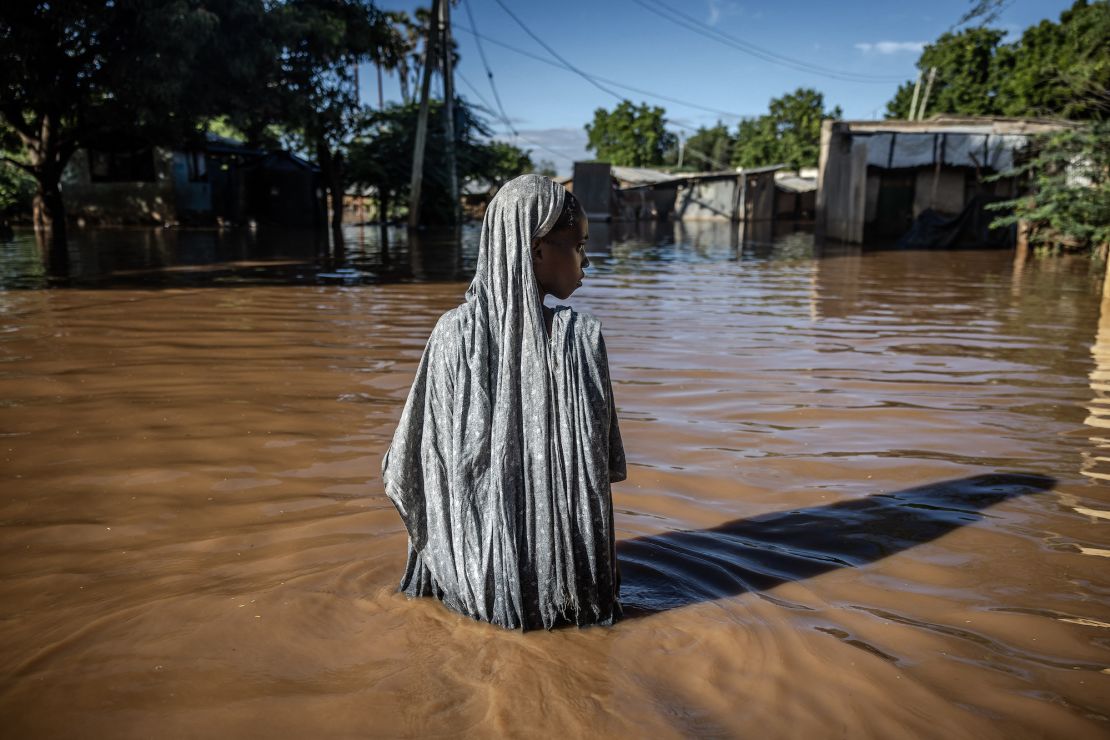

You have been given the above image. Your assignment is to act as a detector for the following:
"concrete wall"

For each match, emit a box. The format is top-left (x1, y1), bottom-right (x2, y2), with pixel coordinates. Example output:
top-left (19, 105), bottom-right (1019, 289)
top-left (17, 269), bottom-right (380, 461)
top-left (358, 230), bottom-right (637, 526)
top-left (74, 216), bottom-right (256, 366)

top-left (818, 121), bottom-right (868, 242)
top-left (573, 162), bottom-right (613, 221)
top-left (675, 178), bottom-right (739, 221)
top-left (744, 172), bottom-right (776, 221)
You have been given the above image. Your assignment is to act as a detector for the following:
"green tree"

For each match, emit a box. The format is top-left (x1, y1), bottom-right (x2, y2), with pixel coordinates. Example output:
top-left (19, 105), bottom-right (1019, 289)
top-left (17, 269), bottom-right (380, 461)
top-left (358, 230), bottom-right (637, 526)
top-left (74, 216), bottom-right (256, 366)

top-left (733, 88), bottom-right (842, 170)
top-left (486, 141), bottom-right (535, 183)
top-left (989, 121), bottom-right (1110, 250)
top-left (584, 101), bottom-right (676, 167)
top-left (995, 0), bottom-right (1110, 119)
top-left (885, 27), bottom-right (1007, 119)
top-left (0, 161), bottom-right (35, 228)
top-left (536, 159), bottom-right (558, 178)
top-left (0, 0), bottom-right (221, 243)
top-left (270, 0), bottom-right (400, 234)
top-left (0, 124), bottom-right (34, 225)
top-left (348, 99), bottom-right (528, 224)
top-left (731, 117), bottom-right (779, 170)
top-left (885, 1), bottom-right (1110, 120)
top-left (682, 122), bottom-right (734, 171)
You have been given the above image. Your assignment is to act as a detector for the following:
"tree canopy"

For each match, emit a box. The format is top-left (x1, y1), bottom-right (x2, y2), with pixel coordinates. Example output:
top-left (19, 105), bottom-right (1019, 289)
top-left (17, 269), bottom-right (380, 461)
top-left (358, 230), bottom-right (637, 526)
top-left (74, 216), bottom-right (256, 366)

top-left (886, 0), bottom-right (1110, 120)
top-left (348, 99), bottom-right (533, 224)
top-left (584, 101), bottom-right (675, 167)
top-left (0, 0), bottom-right (224, 239)
top-left (989, 121), bottom-right (1110, 250)
top-left (733, 88), bottom-right (842, 170)
top-left (680, 123), bottom-right (733, 171)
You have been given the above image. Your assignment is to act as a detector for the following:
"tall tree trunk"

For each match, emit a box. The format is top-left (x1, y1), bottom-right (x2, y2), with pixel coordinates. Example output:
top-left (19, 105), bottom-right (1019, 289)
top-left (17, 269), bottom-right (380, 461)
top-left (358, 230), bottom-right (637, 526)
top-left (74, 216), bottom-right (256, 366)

top-left (399, 58), bottom-right (410, 104)
top-left (408, 0), bottom-right (440, 228)
top-left (441, 0), bottom-right (458, 225)
top-left (379, 188), bottom-right (389, 224)
top-left (317, 142), bottom-right (346, 234)
top-left (30, 169), bottom-right (69, 276)
top-left (32, 177), bottom-right (67, 245)
top-left (23, 113), bottom-right (71, 245)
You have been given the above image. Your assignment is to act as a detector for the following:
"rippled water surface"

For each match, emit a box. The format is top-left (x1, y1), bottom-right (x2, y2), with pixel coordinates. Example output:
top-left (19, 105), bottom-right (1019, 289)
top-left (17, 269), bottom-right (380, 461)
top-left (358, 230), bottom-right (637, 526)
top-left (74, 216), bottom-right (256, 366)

top-left (1, 224), bottom-right (1108, 738)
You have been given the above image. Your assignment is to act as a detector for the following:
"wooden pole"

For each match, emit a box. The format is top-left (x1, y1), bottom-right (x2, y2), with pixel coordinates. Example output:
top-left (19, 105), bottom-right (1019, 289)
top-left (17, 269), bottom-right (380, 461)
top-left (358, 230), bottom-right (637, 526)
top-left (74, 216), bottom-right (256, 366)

top-left (442, 0), bottom-right (459, 224)
top-left (918, 67), bottom-right (937, 121)
top-left (377, 63), bottom-right (384, 109)
top-left (408, 0), bottom-right (441, 228)
top-left (930, 134), bottom-right (943, 209)
top-left (908, 70), bottom-right (923, 121)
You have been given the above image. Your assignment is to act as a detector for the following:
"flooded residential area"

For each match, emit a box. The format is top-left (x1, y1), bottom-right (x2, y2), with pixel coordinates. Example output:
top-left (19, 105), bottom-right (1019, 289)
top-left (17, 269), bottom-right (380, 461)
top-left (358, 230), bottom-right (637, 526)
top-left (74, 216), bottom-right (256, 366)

top-left (1, 223), bottom-right (1108, 736)
top-left (3, 0), bottom-right (1109, 737)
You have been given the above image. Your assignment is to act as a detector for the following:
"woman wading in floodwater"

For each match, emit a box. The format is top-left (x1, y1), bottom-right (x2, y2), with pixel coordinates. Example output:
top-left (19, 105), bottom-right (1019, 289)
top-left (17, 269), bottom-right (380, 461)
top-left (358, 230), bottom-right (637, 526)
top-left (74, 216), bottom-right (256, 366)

top-left (382, 174), bottom-right (626, 630)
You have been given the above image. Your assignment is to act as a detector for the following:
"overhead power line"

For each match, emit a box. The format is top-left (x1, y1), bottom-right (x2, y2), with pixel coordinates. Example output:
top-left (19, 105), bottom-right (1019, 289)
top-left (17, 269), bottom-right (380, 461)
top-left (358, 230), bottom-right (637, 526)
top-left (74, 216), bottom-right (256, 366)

top-left (470, 7), bottom-right (731, 134)
top-left (478, 2), bottom-right (734, 168)
top-left (456, 70), bottom-right (580, 165)
top-left (489, 0), bottom-right (625, 99)
top-left (632, 0), bottom-right (906, 84)
top-left (461, 0), bottom-right (517, 137)
top-left (454, 24), bottom-right (751, 120)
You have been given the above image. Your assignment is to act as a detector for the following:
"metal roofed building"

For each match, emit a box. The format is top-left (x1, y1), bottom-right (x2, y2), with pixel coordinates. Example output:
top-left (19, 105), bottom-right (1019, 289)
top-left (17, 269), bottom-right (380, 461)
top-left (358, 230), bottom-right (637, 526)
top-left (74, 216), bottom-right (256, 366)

top-left (674, 164), bottom-right (784, 222)
top-left (816, 116), bottom-right (1072, 244)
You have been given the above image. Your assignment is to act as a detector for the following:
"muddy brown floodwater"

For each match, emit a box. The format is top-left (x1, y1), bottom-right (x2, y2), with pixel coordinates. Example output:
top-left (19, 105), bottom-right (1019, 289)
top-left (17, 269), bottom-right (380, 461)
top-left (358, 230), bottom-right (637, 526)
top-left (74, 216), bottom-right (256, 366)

top-left (1, 224), bottom-right (1109, 738)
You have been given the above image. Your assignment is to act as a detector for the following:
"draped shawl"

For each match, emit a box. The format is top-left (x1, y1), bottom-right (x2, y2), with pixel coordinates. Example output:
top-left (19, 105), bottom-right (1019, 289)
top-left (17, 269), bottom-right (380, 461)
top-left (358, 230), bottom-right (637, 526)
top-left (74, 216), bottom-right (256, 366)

top-left (381, 174), bottom-right (626, 630)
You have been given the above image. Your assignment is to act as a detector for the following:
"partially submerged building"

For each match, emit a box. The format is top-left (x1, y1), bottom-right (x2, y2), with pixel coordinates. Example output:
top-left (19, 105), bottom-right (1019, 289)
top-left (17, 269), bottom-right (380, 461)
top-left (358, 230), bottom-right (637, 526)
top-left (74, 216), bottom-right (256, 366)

top-left (569, 161), bottom-right (800, 223)
top-left (774, 168), bottom-right (818, 221)
top-left (816, 116), bottom-right (1070, 244)
top-left (63, 133), bottom-right (326, 227)
top-left (674, 165), bottom-right (782, 222)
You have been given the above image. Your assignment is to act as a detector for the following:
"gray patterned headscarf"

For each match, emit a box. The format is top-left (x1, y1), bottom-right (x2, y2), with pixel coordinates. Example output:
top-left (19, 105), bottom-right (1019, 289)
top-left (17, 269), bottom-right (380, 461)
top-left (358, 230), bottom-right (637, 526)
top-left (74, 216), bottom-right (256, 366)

top-left (383, 174), bottom-right (624, 630)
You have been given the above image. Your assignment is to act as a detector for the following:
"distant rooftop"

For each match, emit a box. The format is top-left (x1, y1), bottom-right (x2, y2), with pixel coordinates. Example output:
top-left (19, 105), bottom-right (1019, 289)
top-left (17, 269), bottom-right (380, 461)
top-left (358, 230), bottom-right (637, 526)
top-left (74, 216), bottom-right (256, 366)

top-left (837, 115), bottom-right (1074, 135)
top-left (610, 165), bottom-right (679, 185)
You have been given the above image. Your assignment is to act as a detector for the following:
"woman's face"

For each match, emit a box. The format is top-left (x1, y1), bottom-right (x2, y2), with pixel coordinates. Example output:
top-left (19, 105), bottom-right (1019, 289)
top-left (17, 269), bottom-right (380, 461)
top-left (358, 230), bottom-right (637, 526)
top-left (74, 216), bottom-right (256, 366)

top-left (532, 215), bottom-right (590, 300)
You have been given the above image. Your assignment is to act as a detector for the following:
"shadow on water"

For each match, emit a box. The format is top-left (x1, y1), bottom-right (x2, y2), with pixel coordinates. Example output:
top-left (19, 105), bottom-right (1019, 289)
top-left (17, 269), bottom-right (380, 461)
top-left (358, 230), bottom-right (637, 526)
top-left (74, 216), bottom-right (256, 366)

top-left (617, 473), bottom-right (1055, 618)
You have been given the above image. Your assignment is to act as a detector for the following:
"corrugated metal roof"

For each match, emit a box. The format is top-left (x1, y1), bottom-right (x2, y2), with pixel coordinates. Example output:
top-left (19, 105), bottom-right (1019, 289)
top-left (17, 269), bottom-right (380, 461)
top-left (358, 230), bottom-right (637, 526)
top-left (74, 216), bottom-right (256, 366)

top-left (774, 175), bottom-right (817, 193)
top-left (841, 116), bottom-right (1073, 136)
top-left (610, 166), bottom-right (679, 185)
top-left (738, 163), bottom-right (786, 175)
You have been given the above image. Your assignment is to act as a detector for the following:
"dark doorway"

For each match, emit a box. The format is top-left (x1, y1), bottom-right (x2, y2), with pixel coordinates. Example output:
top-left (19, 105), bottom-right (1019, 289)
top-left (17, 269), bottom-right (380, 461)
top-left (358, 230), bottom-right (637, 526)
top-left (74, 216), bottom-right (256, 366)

top-left (872, 171), bottom-right (916, 240)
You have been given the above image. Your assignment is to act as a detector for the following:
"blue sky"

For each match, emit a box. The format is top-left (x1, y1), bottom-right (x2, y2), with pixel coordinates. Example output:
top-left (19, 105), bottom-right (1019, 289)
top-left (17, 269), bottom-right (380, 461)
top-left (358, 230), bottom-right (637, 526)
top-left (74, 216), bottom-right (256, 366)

top-left (363, 0), bottom-right (1077, 174)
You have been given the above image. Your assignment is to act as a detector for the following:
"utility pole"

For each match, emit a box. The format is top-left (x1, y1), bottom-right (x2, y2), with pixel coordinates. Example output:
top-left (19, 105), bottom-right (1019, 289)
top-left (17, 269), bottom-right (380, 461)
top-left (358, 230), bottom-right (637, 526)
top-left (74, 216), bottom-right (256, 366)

top-left (918, 67), bottom-right (938, 122)
top-left (442, 0), bottom-right (459, 224)
top-left (408, 0), bottom-right (441, 228)
top-left (908, 70), bottom-right (923, 121)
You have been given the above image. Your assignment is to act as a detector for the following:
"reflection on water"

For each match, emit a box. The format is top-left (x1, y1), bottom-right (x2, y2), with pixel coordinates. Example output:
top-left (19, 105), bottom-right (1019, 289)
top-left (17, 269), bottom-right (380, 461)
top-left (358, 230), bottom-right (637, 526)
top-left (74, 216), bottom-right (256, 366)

top-left (1, 222), bottom-right (1109, 737)
top-left (0, 225), bottom-right (483, 289)
top-left (0, 220), bottom-right (823, 290)
top-left (1083, 269), bottom-right (1110, 483)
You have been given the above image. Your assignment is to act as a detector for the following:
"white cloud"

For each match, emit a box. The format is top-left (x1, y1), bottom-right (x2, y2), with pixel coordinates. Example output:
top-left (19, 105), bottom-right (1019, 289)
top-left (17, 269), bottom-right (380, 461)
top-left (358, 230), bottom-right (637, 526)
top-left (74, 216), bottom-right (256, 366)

top-left (707, 0), bottom-right (744, 26)
top-left (707, 0), bottom-right (721, 26)
top-left (854, 41), bottom-right (926, 54)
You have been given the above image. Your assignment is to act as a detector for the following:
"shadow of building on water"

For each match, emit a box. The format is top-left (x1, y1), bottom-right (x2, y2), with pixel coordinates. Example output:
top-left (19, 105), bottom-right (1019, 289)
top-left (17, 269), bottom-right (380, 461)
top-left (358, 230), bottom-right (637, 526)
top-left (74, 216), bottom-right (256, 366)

top-left (616, 473), bottom-right (1055, 618)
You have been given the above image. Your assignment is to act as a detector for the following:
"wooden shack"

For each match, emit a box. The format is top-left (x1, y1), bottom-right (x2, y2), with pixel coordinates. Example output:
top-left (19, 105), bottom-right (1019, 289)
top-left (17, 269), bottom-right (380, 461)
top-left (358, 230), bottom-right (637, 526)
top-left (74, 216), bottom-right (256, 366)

top-left (674, 165), bottom-right (782, 222)
top-left (569, 162), bottom-right (681, 222)
top-left (816, 116), bottom-right (1070, 243)
top-left (63, 133), bottom-right (325, 227)
top-left (774, 170), bottom-right (817, 220)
